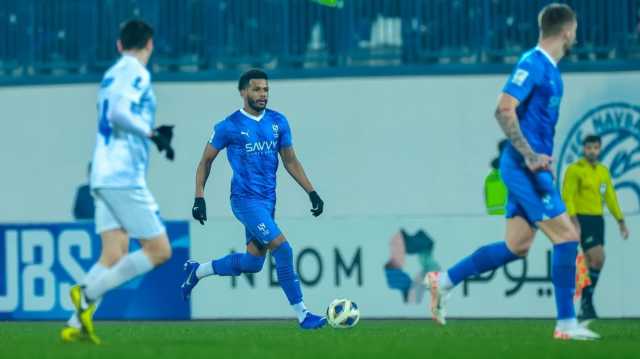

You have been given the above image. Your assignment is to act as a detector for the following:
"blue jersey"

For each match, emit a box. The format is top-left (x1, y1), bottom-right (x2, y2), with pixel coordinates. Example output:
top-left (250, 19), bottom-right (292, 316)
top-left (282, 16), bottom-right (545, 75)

top-left (502, 47), bottom-right (563, 158)
top-left (209, 109), bottom-right (293, 201)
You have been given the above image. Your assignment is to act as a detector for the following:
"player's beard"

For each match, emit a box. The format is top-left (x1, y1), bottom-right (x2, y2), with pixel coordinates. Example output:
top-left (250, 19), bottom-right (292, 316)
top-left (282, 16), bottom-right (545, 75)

top-left (585, 152), bottom-right (599, 163)
top-left (248, 98), bottom-right (267, 113)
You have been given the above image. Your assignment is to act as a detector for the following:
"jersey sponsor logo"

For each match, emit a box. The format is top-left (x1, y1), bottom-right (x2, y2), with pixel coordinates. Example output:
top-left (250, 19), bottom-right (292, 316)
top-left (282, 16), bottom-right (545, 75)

top-left (512, 69), bottom-right (529, 86)
top-left (557, 102), bottom-right (640, 213)
top-left (245, 140), bottom-right (278, 153)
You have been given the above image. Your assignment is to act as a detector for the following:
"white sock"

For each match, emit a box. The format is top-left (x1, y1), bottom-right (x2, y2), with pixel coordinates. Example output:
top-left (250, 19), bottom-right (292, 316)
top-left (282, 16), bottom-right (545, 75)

top-left (84, 250), bottom-right (154, 301)
top-left (439, 271), bottom-right (454, 290)
top-left (67, 263), bottom-right (107, 328)
top-left (556, 318), bottom-right (578, 331)
top-left (293, 302), bottom-right (309, 323)
top-left (196, 261), bottom-right (214, 279)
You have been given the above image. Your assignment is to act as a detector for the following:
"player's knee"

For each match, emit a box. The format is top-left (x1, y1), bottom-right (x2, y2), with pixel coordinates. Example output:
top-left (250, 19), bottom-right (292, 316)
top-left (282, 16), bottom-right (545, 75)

top-left (556, 228), bottom-right (579, 244)
top-left (154, 242), bottom-right (172, 264)
top-left (143, 238), bottom-right (172, 265)
top-left (590, 253), bottom-right (605, 270)
top-left (242, 253), bottom-right (265, 273)
top-left (510, 245), bottom-right (530, 257)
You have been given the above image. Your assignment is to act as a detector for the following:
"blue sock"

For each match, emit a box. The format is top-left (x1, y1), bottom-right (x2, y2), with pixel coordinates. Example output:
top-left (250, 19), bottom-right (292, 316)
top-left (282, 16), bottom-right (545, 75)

top-left (447, 242), bottom-right (519, 286)
top-left (212, 252), bottom-right (265, 276)
top-left (552, 242), bottom-right (578, 320)
top-left (272, 241), bottom-right (303, 305)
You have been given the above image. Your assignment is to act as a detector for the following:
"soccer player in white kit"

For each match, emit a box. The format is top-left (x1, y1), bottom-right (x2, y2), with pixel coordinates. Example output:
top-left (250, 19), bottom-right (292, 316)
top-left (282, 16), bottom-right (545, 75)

top-left (60, 19), bottom-right (175, 344)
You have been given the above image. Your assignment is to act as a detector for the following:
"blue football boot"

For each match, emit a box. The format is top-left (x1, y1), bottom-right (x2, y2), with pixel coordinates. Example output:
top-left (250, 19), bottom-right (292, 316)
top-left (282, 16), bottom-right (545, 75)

top-left (181, 260), bottom-right (200, 301)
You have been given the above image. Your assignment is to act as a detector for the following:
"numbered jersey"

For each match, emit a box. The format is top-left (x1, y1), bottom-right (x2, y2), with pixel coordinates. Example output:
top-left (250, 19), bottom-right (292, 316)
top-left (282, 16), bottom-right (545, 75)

top-left (91, 55), bottom-right (156, 189)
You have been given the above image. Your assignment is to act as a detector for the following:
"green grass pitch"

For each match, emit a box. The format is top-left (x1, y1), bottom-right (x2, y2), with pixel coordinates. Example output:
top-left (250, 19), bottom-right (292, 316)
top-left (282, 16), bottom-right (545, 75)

top-left (2, 320), bottom-right (639, 359)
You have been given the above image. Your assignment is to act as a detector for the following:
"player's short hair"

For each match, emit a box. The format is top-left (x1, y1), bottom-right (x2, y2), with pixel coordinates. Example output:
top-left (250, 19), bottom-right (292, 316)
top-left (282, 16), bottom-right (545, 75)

top-left (238, 69), bottom-right (268, 91)
top-left (538, 3), bottom-right (576, 38)
top-left (583, 134), bottom-right (602, 145)
top-left (119, 19), bottom-right (154, 50)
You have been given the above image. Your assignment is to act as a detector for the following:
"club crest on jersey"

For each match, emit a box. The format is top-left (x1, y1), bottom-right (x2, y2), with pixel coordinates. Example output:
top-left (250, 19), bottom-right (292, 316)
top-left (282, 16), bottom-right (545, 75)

top-left (557, 102), bottom-right (640, 213)
top-left (272, 124), bottom-right (279, 138)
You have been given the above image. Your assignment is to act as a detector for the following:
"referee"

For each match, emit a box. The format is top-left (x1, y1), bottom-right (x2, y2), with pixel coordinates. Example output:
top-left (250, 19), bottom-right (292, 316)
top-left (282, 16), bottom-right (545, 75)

top-left (562, 134), bottom-right (630, 321)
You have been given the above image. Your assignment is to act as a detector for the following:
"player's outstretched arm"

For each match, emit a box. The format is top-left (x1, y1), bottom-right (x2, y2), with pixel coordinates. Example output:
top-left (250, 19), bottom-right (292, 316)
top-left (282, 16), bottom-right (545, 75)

top-left (495, 93), bottom-right (551, 172)
top-left (279, 146), bottom-right (324, 217)
top-left (192, 144), bottom-right (220, 225)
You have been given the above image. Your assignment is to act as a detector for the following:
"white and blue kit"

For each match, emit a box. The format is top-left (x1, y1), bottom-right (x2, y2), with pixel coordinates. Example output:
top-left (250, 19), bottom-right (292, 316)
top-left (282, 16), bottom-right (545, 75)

top-left (500, 46), bottom-right (566, 225)
top-left (209, 108), bottom-right (293, 246)
top-left (90, 55), bottom-right (165, 238)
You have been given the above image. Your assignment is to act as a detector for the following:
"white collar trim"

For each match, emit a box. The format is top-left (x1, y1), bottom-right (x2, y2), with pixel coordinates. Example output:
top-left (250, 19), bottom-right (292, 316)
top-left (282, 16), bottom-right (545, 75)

top-left (535, 46), bottom-right (557, 67)
top-left (240, 108), bottom-right (265, 122)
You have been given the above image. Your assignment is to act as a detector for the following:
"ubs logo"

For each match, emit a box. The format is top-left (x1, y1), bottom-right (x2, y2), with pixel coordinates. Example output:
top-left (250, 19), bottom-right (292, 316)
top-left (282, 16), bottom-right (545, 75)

top-left (557, 103), bottom-right (640, 212)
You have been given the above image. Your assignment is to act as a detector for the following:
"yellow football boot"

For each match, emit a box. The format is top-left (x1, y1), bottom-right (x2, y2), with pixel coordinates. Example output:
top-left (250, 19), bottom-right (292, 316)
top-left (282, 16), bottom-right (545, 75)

top-left (60, 326), bottom-right (84, 343)
top-left (70, 285), bottom-right (101, 345)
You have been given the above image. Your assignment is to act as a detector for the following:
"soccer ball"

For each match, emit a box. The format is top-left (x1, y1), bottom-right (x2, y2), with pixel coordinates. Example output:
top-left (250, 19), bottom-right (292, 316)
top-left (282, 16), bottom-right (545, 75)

top-left (326, 298), bottom-right (360, 329)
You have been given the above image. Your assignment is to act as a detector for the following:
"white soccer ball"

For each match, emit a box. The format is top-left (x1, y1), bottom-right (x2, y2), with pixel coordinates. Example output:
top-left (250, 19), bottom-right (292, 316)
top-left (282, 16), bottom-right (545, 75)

top-left (326, 298), bottom-right (360, 329)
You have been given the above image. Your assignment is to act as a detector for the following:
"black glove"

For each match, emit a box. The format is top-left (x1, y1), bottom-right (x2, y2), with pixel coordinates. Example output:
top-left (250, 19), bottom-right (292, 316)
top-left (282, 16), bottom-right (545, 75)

top-left (309, 191), bottom-right (324, 217)
top-left (150, 125), bottom-right (175, 161)
top-left (192, 197), bottom-right (207, 225)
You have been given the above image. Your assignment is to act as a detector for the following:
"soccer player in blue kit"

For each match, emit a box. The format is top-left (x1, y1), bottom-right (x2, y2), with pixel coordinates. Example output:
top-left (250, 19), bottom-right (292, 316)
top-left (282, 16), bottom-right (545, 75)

top-left (181, 69), bottom-right (327, 329)
top-left (426, 4), bottom-right (601, 340)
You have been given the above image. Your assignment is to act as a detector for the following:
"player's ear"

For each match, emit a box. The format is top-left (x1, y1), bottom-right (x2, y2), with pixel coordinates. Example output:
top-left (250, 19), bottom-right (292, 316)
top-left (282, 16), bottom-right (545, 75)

top-left (146, 38), bottom-right (154, 53)
top-left (116, 40), bottom-right (123, 53)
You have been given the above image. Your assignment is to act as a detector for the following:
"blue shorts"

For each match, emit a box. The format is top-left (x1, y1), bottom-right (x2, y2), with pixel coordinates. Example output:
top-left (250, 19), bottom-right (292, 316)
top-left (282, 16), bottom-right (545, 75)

top-left (231, 198), bottom-right (282, 247)
top-left (500, 150), bottom-right (566, 226)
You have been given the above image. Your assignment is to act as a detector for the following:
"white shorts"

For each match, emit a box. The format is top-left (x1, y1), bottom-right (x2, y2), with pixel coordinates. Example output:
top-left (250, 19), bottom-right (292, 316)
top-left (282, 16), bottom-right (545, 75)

top-left (93, 188), bottom-right (166, 239)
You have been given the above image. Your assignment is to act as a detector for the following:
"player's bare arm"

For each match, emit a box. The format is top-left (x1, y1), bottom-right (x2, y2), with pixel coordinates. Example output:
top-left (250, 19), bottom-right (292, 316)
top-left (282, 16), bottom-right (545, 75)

top-left (279, 146), bottom-right (314, 193)
top-left (279, 146), bottom-right (324, 217)
top-left (495, 93), bottom-right (551, 171)
top-left (195, 144), bottom-right (219, 197)
top-left (192, 144), bottom-right (219, 225)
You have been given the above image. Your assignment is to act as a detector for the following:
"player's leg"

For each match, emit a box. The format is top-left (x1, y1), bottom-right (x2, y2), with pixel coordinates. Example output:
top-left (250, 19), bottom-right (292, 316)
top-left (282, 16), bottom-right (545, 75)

top-left (72, 188), bottom-right (170, 343)
top-left (578, 215), bottom-right (605, 320)
top-left (537, 213), bottom-right (600, 340)
top-left (64, 194), bottom-right (129, 344)
top-left (426, 215), bottom-right (534, 325)
top-left (83, 232), bottom-right (170, 300)
top-left (181, 240), bottom-right (267, 300)
top-left (62, 229), bottom-right (128, 342)
top-left (267, 235), bottom-right (326, 329)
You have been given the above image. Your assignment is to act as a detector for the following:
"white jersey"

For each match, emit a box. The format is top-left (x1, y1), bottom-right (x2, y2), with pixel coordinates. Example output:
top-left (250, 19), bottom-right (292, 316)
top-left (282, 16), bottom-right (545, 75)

top-left (90, 55), bottom-right (156, 189)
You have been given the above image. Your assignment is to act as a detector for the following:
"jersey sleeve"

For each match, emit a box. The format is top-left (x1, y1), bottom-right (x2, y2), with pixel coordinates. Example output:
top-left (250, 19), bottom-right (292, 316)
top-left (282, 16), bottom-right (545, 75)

top-left (603, 168), bottom-right (624, 221)
top-left (107, 68), bottom-right (152, 137)
top-left (209, 121), bottom-right (231, 150)
top-left (279, 116), bottom-right (293, 148)
top-left (111, 66), bottom-right (149, 104)
top-left (561, 164), bottom-right (579, 217)
top-left (502, 58), bottom-right (541, 102)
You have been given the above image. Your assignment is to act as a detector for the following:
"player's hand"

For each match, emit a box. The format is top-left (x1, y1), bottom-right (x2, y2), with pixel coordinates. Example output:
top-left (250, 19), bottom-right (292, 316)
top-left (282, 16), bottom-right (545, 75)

top-left (192, 197), bottom-right (207, 225)
top-left (151, 125), bottom-right (175, 161)
top-left (525, 153), bottom-right (552, 172)
top-left (619, 220), bottom-right (629, 240)
top-left (309, 191), bottom-right (324, 217)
